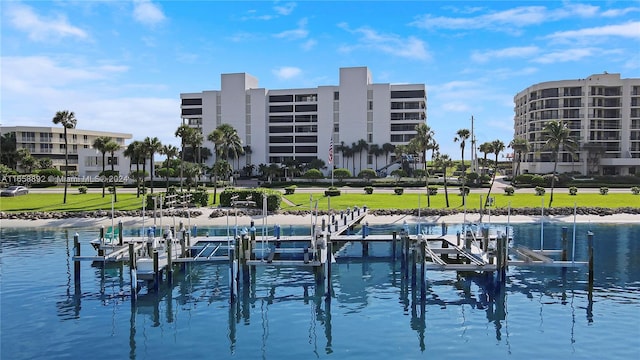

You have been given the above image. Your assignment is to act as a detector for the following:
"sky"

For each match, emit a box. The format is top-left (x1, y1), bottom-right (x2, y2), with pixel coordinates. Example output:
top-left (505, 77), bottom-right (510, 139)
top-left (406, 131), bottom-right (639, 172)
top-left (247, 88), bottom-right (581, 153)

top-left (2, 0), bottom-right (639, 160)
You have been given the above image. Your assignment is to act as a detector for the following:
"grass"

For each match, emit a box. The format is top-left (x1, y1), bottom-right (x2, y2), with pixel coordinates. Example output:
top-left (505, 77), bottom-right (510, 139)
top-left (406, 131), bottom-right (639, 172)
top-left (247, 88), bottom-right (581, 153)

top-left (0, 191), bottom-right (635, 213)
top-left (282, 192), bottom-right (635, 211)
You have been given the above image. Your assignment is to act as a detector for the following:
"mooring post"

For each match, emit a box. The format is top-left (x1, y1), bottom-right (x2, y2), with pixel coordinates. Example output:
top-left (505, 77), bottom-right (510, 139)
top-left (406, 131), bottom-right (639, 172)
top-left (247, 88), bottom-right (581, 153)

top-left (98, 226), bottom-right (105, 256)
top-left (153, 250), bottom-right (159, 292)
top-left (167, 237), bottom-right (173, 285)
top-left (456, 231), bottom-right (461, 247)
top-left (73, 233), bottom-right (81, 284)
top-left (561, 226), bottom-right (568, 262)
top-left (441, 222), bottom-right (446, 236)
top-left (392, 231), bottom-right (397, 260)
top-left (321, 218), bottom-right (326, 232)
top-left (229, 246), bottom-right (236, 303)
top-left (403, 234), bottom-right (410, 280)
top-left (128, 242), bottom-right (137, 295)
top-left (588, 231), bottom-right (594, 286)
top-left (118, 221), bottom-right (123, 246)
top-left (326, 241), bottom-right (333, 301)
top-left (411, 247), bottom-right (417, 291)
top-left (481, 227), bottom-right (489, 252)
top-left (420, 239), bottom-right (426, 301)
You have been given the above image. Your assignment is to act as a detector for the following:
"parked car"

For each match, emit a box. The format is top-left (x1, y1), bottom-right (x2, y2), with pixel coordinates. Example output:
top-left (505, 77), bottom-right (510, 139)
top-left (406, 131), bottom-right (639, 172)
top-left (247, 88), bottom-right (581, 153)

top-left (1, 186), bottom-right (29, 197)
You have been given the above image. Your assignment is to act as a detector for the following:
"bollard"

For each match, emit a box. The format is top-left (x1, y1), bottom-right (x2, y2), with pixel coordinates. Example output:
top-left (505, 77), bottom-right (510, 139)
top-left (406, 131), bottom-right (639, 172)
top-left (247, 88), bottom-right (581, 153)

top-left (167, 237), bottom-right (173, 285)
top-left (392, 231), bottom-right (397, 260)
top-left (181, 229), bottom-right (187, 257)
top-left (588, 231), bottom-right (594, 286)
top-left (118, 221), bottom-right (123, 246)
top-left (153, 250), bottom-right (159, 292)
top-left (420, 240), bottom-right (426, 301)
top-left (326, 241), bottom-right (333, 300)
top-left (456, 231), bottom-right (461, 248)
top-left (73, 233), bottom-right (81, 284)
top-left (561, 226), bottom-right (568, 262)
top-left (481, 227), bottom-right (489, 252)
top-left (229, 246), bottom-right (236, 303)
top-left (441, 222), bottom-right (447, 236)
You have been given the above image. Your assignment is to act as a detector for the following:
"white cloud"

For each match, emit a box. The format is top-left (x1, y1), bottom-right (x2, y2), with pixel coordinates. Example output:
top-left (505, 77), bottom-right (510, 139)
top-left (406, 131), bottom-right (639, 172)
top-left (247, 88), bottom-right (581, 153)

top-left (274, 18), bottom-right (309, 39)
top-left (133, 0), bottom-right (166, 26)
top-left (301, 39), bottom-right (317, 50)
top-left (546, 21), bottom-right (640, 41)
top-left (471, 46), bottom-right (540, 63)
top-left (274, 2), bottom-right (297, 16)
top-left (411, 4), bottom-right (629, 32)
top-left (338, 23), bottom-right (431, 60)
top-left (272, 67), bottom-right (302, 80)
top-left (5, 3), bottom-right (89, 42)
top-left (533, 48), bottom-right (598, 64)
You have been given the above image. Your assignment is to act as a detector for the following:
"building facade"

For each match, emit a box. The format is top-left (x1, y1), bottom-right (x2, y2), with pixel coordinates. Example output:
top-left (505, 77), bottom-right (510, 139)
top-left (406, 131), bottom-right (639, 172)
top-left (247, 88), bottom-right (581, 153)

top-left (180, 67), bottom-right (427, 176)
top-left (514, 73), bottom-right (640, 176)
top-left (1, 126), bottom-right (132, 177)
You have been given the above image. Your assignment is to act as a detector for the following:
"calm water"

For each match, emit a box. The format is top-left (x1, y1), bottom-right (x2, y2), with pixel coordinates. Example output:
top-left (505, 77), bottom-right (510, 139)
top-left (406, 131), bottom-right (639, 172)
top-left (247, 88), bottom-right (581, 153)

top-left (1, 223), bottom-right (639, 359)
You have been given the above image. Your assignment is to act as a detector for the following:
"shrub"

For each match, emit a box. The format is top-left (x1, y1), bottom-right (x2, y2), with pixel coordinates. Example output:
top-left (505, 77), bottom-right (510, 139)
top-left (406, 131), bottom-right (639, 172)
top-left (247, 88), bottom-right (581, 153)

top-left (599, 187), bottom-right (609, 195)
top-left (632, 186), bottom-right (640, 195)
top-left (531, 175), bottom-right (546, 187)
top-left (569, 186), bottom-right (578, 195)
top-left (284, 185), bottom-right (297, 195)
top-left (325, 186), bottom-right (341, 197)
top-left (459, 186), bottom-right (470, 196)
top-left (358, 169), bottom-right (377, 181)
top-left (504, 186), bottom-right (515, 195)
top-left (333, 168), bottom-right (351, 182)
top-left (394, 187), bottom-right (404, 195)
top-left (427, 186), bottom-right (438, 195)
top-left (302, 169), bottom-right (323, 180)
top-left (78, 186), bottom-right (88, 194)
top-left (514, 173), bottom-right (535, 185)
top-left (542, 174), bottom-right (557, 187)
top-left (535, 186), bottom-right (546, 196)
top-left (364, 186), bottom-right (374, 194)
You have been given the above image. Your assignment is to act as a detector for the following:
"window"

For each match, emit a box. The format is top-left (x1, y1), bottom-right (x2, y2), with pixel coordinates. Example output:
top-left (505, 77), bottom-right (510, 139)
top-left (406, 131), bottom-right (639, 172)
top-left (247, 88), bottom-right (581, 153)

top-left (295, 136), bottom-right (317, 143)
top-left (269, 126), bottom-right (293, 133)
top-left (295, 94), bottom-right (317, 102)
top-left (334, 92), bottom-right (339, 100)
top-left (269, 95), bottom-right (293, 102)
top-left (181, 98), bottom-right (202, 106)
top-left (181, 108), bottom-right (202, 116)
top-left (295, 104), bottom-right (317, 112)
top-left (269, 105), bottom-right (293, 113)
top-left (390, 90), bottom-right (425, 99)
top-left (295, 114), bottom-right (317, 122)
top-left (295, 146), bottom-right (316, 153)
top-left (269, 136), bottom-right (293, 143)
top-left (269, 115), bottom-right (293, 123)
top-left (269, 146), bottom-right (293, 153)
top-left (295, 125), bottom-right (317, 133)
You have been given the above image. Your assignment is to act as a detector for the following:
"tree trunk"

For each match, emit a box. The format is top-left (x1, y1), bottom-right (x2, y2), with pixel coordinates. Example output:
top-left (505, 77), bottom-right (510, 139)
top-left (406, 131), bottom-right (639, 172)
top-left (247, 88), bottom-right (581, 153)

top-left (549, 152), bottom-right (559, 208)
top-left (101, 152), bottom-right (106, 197)
top-left (111, 153), bottom-right (117, 202)
top-left (63, 127), bottom-right (69, 204)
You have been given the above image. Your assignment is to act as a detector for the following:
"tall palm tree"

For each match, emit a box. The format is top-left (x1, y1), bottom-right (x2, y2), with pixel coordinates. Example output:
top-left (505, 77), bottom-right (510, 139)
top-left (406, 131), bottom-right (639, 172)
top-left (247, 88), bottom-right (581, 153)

top-left (175, 124), bottom-right (195, 192)
top-left (454, 128), bottom-right (470, 205)
top-left (478, 141), bottom-right (492, 176)
top-left (208, 123), bottom-right (243, 165)
top-left (382, 142), bottom-right (395, 167)
top-left (189, 130), bottom-right (204, 186)
top-left (209, 159), bottom-right (231, 204)
top-left (161, 144), bottom-right (179, 190)
top-left (409, 123), bottom-right (435, 206)
top-left (104, 140), bottom-right (120, 202)
top-left (543, 120), bottom-right (577, 207)
top-left (368, 144), bottom-right (383, 170)
top-left (143, 137), bottom-right (162, 194)
top-left (93, 136), bottom-right (112, 197)
top-left (124, 140), bottom-right (144, 197)
top-left (483, 139), bottom-right (505, 210)
top-left (356, 139), bottom-right (368, 174)
top-left (434, 153), bottom-right (454, 207)
top-left (509, 138), bottom-right (530, 178)
top-left (52, 110), bottom-right (77, 204)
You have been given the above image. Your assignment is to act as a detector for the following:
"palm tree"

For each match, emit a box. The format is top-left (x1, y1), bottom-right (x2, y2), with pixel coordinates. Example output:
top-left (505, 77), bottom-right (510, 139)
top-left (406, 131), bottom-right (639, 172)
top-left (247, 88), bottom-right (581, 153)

top-left (483, 139), bottom-right (505, 210)
top-left (509, 138), bottom-right (530, 178)
top-left (124, 141), bottom-right (145, 197)
top-left (382, 142), bottom-right (395, 167)
top-left (434, 153), bottom-right (454, 207)
top-left (208, 123), bottom-right (243, 166)
top-left (209, 159), bottom-right (231, 204)
top-left (454, 128), bottom-right (470, 205)
top-left (143, 137), bottom-right (162, 194)
top-left (104, 140), bottom-right (120, 202)
top-left (52, 110), bottom-right (77, 204)
top-left (161, 144), bottom-right (179, 190)
top-left (478, 141), bottom-right (492, 176)
top-left (543, 120), bottom-right (577, 207)
top-left (409, 123), bottom-right (435, 206)
top-left (368, 144), bottom-right (383, 170)
top-left (175, 124), bottom-right (195, 192)
top-left (356, 139), bottom-right (368, 174)
top-left (189, 130), bottom-right (204, 186)
top-left (93, 136), bottom-right (112, 197)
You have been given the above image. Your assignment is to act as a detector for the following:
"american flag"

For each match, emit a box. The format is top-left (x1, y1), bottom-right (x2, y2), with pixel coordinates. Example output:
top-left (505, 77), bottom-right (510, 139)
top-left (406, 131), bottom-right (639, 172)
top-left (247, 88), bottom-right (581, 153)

top-left (328, 138), bottom-right (333, 164)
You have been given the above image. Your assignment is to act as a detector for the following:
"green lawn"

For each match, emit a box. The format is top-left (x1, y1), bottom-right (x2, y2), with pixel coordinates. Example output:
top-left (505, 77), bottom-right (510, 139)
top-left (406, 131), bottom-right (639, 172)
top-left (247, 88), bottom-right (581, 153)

top-left (0, 193), bottom-right (148, 212)
top-left (283, 192), bottom-right (636, 211)
top-left (0, 191), bottom-right (636, 213)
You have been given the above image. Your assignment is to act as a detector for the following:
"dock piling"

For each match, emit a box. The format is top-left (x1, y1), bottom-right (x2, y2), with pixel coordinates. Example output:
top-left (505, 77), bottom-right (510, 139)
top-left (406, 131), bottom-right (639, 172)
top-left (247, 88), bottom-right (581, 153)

top-left (588, 231), bottom-right (594, 285)
top-left (561, 227), bottom-right (568, 262)
top-left (73, 233), bottom-right (81, 284)
top-left (153, 250), bottom-right (159, 292)
top-left (392, 231), bottom-right (397, 260)
top-left (118, 221), bottom-right (123, 246)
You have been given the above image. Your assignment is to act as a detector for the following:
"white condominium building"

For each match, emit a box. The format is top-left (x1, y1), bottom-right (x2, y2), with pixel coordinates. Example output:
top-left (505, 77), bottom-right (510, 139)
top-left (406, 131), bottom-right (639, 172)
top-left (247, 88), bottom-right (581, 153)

top-left (180, 66), bottom-right (427, 175)
top-left (514, 73), bottom-right (640, 176)
top-left (1, 126), bottom-right (132, 176)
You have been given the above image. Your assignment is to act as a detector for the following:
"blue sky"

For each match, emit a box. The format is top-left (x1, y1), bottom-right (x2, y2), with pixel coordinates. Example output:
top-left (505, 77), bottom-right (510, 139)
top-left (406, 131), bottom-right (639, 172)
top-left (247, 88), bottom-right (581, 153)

top-left (2, 0), bottom-right (639, 160)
